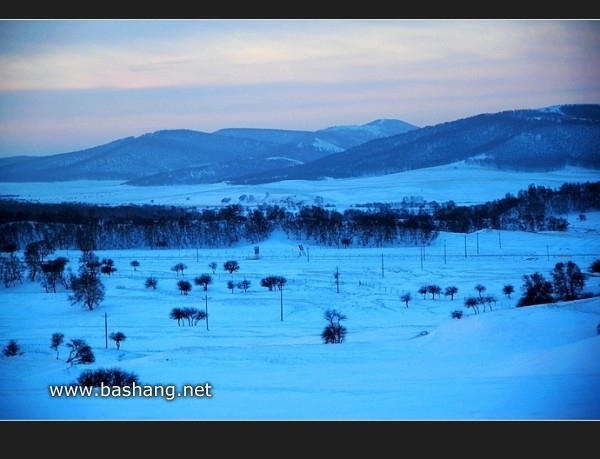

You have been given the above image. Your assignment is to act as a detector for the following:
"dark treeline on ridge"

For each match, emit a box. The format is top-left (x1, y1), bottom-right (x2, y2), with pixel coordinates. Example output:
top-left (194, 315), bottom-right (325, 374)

top-left (1, 181), bottom-right (599, 252)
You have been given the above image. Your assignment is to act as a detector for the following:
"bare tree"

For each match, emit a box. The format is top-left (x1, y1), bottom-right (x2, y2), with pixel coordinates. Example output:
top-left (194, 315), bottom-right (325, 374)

top-left (482, 295), bottom-right (497, 311)
top-left (109, 331), bottom-right (126, 350)
top-left (169, 307), bottom-right (185, 326)
top-left (194, 274), bottom-right (213, 291)
top-left (517, 272), bottom-right (554, 307)
top-left (475, 284), bottom-right (487, 298)
top-left (502, 284), bottom-right (515, 299)
top-left (145, 276), bottom-right (158, 290)
top-left (237, 278), bottom-right (251, 293)
top-left (444, 286), bottom-right (458, 300)
top-left (40, 257), bottom-right (69, 293)
top-left (260, 275), bottom-right (287, 291)
top-left (100, 258), bottom-right (117, 276)
top-left (464, 296), bottom-right (480, 314)
top-left (177, 280), bottom-right (192, 295)
top-left (321, 309), bottom-right (347, 344)
top-left (552, 261), bottom-right (585, 301)
top-left (24, 240), bottom-right (53, 282)
top-left (274, 276), bottom-right (287, 290)
top-left (0, 252), bottom-right (24, 288)
top-left (69, 252), bottom-right (105, 310)
top-left (50, 332), bottom-right (64, 359)
top-left (181, 307), bottom-right (198, 326)
top-left (180, 307), bottom-right (206, 326)
top-left (172, 263), bottom-right (188, 276)
top-left (227, 280), bottom-right (235, 293)
top-left (66, 339), bottom-right (95, 366)
top-left (223, 260), bottom-right (240, 275)
top-left (69, 272), bottom-right (105, 310)
top-left (192, 309), bottom-right (207, 326)
top-left (400, 292), bottom-right (411, 307)
top-left (427, 284), bottom-right (442, 300)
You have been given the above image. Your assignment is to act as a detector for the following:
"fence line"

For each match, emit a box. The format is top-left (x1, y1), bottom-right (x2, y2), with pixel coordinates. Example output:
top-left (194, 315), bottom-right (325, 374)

top-left (77, 251), bottom-right (599, 263)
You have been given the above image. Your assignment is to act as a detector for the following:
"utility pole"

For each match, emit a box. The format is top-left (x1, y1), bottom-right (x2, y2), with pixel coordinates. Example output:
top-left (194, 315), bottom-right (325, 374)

top-left (205, 295), bottom-right (209, 331)
top-left (104, 312), bottom-right (108, 349)
top-left (444, 241), bottom-right (447, 265)
top-left (464, 234), bottom-right (467, 258)
top-left (381, 253), bottom-right (384, 278)
top-left (280, 287), bottom-right (284, 322)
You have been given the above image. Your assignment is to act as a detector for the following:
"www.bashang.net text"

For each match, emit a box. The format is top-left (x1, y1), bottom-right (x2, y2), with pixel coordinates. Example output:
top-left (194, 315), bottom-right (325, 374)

top-left (48, 382), bottom-right (212, 401)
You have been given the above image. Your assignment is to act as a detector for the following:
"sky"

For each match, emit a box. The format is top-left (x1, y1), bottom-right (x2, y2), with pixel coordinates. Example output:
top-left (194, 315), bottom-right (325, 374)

top-left (0, 19), bottom-right (599, 158)
top-left (1, 164), bottom-right (599, 420)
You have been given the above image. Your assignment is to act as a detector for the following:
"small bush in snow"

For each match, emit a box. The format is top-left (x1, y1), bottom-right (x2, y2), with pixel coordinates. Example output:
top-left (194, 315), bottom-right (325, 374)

top-left (65, 339), bottom-right (95, 366)
top-left (2, 339), bottom-right (22, 357)
top-left (75, 367), bottom-right (140, 387)
top-left (145, 277), bottom-right (158, 290)
top-left (321, 309), bottom-right (347, 344)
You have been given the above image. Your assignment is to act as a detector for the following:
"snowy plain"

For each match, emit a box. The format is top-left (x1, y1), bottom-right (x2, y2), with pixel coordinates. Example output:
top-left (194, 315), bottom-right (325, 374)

top-left (0, 162), bottom-right (599, 421)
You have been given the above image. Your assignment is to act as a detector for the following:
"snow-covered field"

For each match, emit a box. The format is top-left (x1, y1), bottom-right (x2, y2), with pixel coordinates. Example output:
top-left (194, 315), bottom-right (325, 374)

top-left (2, 163), bottom-right (598, 210)
top-left (1, 163), bottom-right (599, 420)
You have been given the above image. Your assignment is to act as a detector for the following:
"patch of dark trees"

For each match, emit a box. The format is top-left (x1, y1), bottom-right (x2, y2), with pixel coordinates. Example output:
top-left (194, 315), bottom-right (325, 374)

top-left (432, 181), bottom-right (600, 233)
top-left (0, 181), bottom-right (598, 251)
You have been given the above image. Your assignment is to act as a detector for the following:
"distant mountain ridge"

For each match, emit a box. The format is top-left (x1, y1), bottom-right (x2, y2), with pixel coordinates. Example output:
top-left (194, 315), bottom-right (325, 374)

top-left (0, 119), bottom-right (416, 184)
top-left (0, 105), bottom-right (598, 185)
top-left (228, 104), bottom-right (600, 184)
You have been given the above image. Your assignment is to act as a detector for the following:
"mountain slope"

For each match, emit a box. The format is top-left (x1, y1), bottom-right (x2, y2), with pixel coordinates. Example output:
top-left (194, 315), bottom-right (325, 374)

top-left (215, 118), bottom-right (417, 152)
top-left (124, 157), bottom-right (303, 186)
top-left (0, 130), bottom-right (285, 182)
top-left (0, 120), bottom-right (417, 183)
top-left (1, 105), bottom-right (598, 185)
top-left (227, 104), bottom-right (600, 184)
top-left (126, 119), bottom-right (418, 185)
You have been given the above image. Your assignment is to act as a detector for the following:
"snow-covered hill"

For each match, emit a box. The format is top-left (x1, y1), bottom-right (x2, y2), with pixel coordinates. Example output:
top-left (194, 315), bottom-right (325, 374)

top-left (2, 104), bottom-right (598, 186)
top-left (0, 119), bottom-right (417, 184)
top-left (2, 162), bottom-right (597, 210)
top-left (1, 163), bottom-right (599, 420)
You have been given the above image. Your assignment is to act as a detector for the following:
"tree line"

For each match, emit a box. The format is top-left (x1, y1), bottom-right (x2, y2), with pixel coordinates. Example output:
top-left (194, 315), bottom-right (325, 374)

top-left (0, 181), bottom-right (598, 252)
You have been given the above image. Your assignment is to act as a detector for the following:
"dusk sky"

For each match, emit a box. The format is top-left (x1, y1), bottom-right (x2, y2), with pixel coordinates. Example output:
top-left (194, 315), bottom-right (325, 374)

top-left (1, 19), bottom-right (599, 158)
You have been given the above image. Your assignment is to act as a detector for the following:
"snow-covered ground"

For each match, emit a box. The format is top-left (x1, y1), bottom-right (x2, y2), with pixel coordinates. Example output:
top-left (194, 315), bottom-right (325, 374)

top-left (1, 164), bottom-right (599, 420)
top-left (2, 163), bottom-right (598, 210)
